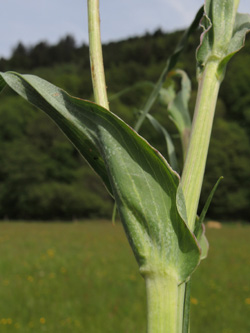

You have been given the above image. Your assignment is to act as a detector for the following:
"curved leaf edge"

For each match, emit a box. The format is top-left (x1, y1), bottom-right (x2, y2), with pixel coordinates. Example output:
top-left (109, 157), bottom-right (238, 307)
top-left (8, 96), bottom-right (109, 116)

top-left (176, 185), bottom-right (202, 281)
top-left (197, 2), bottom-right (250, 79)
top-left (0, 71), bottom-right (115, 194)
top-left (0, 71), bottom-right (202, 283)
top-left (217, 12), bottom-right (250, 77)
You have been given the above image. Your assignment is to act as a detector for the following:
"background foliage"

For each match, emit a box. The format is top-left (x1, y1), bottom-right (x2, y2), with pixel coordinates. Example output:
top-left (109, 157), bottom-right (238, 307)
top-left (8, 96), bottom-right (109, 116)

top-left (0, 30), bottom-right (250, 221)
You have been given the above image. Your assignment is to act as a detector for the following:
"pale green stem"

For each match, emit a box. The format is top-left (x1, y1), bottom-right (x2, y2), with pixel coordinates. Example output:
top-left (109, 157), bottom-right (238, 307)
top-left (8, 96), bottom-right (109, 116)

top-left (145, 275), bottom-right (182, 333)
top-left (181, 61), bottom-right (221, 231)
top-left (87, 0), bottom-right (109, 110)
top-left (177, 60), bottom-right (221, 333)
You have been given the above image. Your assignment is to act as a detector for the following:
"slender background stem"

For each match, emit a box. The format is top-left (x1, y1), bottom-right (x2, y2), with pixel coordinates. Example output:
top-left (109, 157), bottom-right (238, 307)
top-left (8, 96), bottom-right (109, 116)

top-left (88, 0), bottom-right (109, 110)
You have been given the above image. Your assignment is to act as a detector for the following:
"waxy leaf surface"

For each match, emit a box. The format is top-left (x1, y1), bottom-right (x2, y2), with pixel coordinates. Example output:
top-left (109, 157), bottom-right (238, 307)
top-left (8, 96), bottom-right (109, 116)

top-left (0, 72), bottom-right (201, 282)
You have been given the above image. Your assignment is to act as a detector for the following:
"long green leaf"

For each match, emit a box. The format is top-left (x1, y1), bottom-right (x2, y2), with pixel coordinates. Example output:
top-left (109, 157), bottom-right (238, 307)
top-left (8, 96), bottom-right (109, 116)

top-left (0, 71), bottom-right (200, 282)
top-left (0, 72), bottom-right (113, 196)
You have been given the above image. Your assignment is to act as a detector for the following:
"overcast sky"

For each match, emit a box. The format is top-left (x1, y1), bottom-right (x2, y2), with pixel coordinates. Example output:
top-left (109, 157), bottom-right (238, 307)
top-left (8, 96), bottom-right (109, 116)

top-left (1, 0), bottom-right (250, 58)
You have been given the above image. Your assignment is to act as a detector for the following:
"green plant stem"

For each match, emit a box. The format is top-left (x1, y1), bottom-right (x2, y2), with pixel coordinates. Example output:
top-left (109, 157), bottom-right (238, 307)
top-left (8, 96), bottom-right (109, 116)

top-left (87, 0), bottom-right (109, 110)
top-left (145, 275), bottom-right (182, 333)
top-left (178, 60), bottom-right (221, 333)
top-left (181, 61), bottom-right (221, 231)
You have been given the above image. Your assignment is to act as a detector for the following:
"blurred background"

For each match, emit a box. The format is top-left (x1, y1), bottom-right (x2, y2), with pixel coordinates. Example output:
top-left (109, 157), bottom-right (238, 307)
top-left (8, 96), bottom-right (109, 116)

top-left (1, 0), bottom-right (250, 221)
top-left (0, 1), bottom-right (250, 332)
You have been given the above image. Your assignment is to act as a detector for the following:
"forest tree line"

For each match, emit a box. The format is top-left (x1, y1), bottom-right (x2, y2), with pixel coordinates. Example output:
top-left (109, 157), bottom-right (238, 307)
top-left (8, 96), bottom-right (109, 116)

top-left (0, 29), bottom-right (250, 221)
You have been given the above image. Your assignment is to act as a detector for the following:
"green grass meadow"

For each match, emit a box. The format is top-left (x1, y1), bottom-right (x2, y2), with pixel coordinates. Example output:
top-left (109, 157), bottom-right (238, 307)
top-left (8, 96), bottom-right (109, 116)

top-left (0, 221), bottom-right (249, 332)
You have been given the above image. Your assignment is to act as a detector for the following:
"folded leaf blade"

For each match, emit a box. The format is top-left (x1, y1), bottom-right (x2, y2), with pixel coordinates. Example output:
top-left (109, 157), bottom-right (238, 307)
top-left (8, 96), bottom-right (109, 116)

top-left (0, 71), bottom-right (200, 282)
top-left (197, 0), bottom-right (250, 80)
top-left (0, 72), bottom-right (113, 195)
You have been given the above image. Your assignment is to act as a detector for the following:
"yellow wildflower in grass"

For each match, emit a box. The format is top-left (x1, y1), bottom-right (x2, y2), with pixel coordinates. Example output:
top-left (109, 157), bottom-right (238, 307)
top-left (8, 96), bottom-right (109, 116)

top-left (1, 318), bottom-right (12, 325)
top-left (60, 267), bottom-right (67, 274)
top-left (27, 276), bottom-right (34, 282)
top-left (40, 317), bottom-right (46, 324)
top-left (49, 272), bottom-right (55, 279)
top-left (74, 319), bottom-right (81, 327)
top-left (47, 249), bottom-right (55, 257)
top-left (61, 318), bottom-right (72, 326)
top-left (245, 298), bottom-right (250, 305)
top-left (3, 280), bottom-right (10, 286)
top-left (190, 297), bottom-right (198, 305)
top-left (14, 323), bottom-right (20, 329)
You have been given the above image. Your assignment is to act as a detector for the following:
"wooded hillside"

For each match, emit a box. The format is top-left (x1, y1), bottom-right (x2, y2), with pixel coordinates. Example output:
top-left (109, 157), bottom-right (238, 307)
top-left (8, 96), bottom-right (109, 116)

top-left (0, 29), bottom-right (250, 221)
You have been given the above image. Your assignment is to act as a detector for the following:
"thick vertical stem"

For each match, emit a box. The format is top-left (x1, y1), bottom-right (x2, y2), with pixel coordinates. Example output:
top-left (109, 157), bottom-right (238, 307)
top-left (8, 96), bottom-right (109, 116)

top-left (145, 275), bottom-right (182, 333)
top-left (87, 0), bottom-right (109, 110)
top-left (181, 61), bottom-right (221, 231)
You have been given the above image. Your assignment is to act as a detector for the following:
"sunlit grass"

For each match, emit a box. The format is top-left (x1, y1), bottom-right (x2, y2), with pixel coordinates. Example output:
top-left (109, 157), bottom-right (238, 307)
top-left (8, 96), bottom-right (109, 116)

top-left (0, 221), bottom-right (249, 332)
top-left (191, 224), bottom-right (250, 333)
